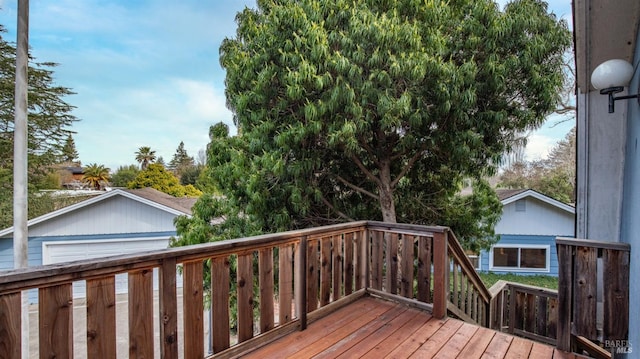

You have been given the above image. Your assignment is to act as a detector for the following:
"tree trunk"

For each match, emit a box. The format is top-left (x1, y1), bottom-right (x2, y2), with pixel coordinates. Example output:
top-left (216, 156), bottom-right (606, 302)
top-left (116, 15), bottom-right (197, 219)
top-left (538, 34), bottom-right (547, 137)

top-left (378, 159), bottom-right (397, 223)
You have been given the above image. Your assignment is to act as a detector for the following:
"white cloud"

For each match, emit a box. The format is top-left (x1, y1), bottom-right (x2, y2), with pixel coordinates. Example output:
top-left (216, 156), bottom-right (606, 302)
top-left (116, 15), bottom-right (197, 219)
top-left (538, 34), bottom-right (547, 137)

top-left (524, 134), bottom-right (556, 161)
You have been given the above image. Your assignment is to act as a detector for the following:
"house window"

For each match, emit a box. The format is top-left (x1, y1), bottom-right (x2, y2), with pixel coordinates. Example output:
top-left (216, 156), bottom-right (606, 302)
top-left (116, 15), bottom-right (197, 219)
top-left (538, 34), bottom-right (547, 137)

top-left (490, 245), bottom-right (549, 272)
top-left (467, 255), bottom-right (481, 270)
top-left (515, 199), bottom-right (526, 212)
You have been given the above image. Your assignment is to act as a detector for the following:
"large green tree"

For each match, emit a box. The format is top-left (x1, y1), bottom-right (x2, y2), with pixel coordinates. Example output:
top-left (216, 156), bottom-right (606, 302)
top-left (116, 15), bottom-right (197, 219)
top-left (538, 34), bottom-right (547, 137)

top-left (179, 0), bottom-right (570, 249)
top-left (128, 163), bottom-right (202, 197)
top-left (0, 25), bottom-right (78, 229)
top-left (167, 141), bottom-right (195, 179)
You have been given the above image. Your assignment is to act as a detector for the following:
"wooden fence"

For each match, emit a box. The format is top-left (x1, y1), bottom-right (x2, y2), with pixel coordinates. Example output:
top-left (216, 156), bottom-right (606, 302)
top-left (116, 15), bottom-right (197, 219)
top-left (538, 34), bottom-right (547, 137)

top-left (0, 221), bottom-right (489, 359)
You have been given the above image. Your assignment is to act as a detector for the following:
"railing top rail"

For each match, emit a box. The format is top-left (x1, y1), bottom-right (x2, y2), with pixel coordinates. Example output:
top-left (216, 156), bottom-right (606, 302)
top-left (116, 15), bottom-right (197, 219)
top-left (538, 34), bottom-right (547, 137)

top-left (556, 237), bottom-right (631, 251)
top-left (446, 230), bottom-right (492, 302)
top-left (365, 221), bottom-right (449, 234)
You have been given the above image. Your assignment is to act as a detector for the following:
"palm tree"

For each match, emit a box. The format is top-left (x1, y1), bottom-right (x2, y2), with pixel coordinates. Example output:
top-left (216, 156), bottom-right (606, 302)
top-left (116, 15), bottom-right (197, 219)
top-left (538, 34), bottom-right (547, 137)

top-left (82, 163), bottom-right (111, 190)
top-left (135, 146), bottom-right (156, 170)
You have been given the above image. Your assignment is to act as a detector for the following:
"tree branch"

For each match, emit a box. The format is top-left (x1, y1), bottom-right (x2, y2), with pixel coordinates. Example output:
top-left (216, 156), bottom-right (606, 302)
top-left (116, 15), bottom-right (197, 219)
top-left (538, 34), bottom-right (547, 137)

top-left (334, 174), bottom-right (380, 201)
top-left (350, 154), bottom-right (382, 188)
top-left (320, 196), bottom-right (355, 221)
top-left (390, 148), bottom-right (424, 189)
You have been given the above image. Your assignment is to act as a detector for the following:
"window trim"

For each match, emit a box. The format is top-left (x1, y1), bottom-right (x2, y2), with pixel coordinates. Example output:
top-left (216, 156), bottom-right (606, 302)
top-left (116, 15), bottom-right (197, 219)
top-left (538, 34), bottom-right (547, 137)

top-left (489, 244), bottom-right (550, 273)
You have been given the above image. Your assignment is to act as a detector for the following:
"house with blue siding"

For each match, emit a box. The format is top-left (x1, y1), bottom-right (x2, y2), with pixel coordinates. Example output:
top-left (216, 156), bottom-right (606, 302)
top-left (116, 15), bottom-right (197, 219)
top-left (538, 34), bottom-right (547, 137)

top-left (0, 187), bottom-right (196, 298)
top-left (476, 189), bottom-right (575, 276)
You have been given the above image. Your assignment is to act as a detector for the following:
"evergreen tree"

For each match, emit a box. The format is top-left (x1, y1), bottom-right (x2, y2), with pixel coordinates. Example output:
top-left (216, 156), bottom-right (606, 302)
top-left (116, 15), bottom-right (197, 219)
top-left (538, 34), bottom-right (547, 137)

top-left (60, 135), bottom-right (80, 164)
top-left (177, 0), bottom-right (571, 251)
top-left (168, 141), bottom-right (195, 178)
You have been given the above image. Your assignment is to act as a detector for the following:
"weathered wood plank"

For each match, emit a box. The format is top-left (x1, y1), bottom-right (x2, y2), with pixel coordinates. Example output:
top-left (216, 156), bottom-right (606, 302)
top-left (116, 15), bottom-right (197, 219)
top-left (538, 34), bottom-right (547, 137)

top-left (417, 236), bottom-right (431, 303)
top-left (556, 243), bottom-right (572, 351)
top-left (159, 258), bottom-right (178, 359)
top-left (327, 308), bottom-right (415, 358)
top-left (344, 232), bottom-right (354, 296)
top-left (573, 246), bottom-right (597, 339)
top-left (307, 239), bottom-right (319, 313)
top-left (128, 269), bottom-right (154, 359)
top-left (320, 237), bottom-right (332, 307)
top-left (504, 336), bottom-right (533, 358)
top-left (514, 291), bottom-right (525, 331)
top-left (399, 235), bottom-right (414, 299)
top-left (432, 322), bottom-right (478, 358)
top-left (548, 297), bottom-right (558, 340)
top-left (0, 292), bottom-right (22, 359)
top-left (332, 235), bottom-right (343, 302)
top-left (237, 253), bottom-right (254, 342)
top-left (432, 231), bottom-right (448, 319)
top-left (86, 277), bottom-right (116, 359)
top-left (536, 296), bottom-right (548, 337)
top-left (603, 248), bottom-right (629, 341)
top-left (183, 261), bottom-right (204, 359)
top-left (39, 284), bottom-right (74, 359)
top-left (452, 263), bottom-right (459, 307)
top-left (526, 292), bottom-right (536, 334)
top-left (455, 326), bottom-right (496, 359)
top-left (354, 231), bottom-right (364, 291)
top-left (385, 232), bottom-right (398, 294)
top-left (211, 256), bottom-right (230, 352)
top-left (482, 332), bottom-right (514, 359)
top-left (278, 243), bottom-right (294, 325)
top-left (405, 317), bottom-right (464, 357)
top-left (258, 247), bottom-right (274, 333)
top-left (360, 310), bottom-right (431, 358)
top-left (371, 230), bottom-right (384, 290)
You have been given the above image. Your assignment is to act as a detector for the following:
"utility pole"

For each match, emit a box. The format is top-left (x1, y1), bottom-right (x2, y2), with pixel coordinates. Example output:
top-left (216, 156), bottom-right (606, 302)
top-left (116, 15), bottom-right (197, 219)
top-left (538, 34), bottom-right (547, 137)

top-left (14, 0), bottom-right (30, 357)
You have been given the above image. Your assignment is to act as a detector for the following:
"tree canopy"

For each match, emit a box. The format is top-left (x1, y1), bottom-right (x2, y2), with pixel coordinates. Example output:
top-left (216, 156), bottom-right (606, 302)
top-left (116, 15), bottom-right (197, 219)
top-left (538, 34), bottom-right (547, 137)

top-left (177, 0), bottom-right (571, 250)
top-left (128, 163), bottom-right (202, 197)
top-left (135, 146), bottom-right (156, 170)
top-left (0, 25), bottom-right (78, 229)
top-left (82, 163), bottom-right (110, 190)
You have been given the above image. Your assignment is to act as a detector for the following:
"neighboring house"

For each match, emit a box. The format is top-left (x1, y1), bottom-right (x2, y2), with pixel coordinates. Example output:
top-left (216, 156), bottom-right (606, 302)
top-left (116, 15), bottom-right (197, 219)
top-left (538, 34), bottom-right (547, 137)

top-left (0, 187), bottom-right (196, 298)
top-left (574, 0), bottom-right (639, 351)
top-left (476, 189), bottom-right (575, 276)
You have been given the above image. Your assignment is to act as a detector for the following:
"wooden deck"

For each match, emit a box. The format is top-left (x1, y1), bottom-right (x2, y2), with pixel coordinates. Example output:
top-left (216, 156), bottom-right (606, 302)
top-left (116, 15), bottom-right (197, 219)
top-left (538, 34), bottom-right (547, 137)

top-left (239, 296), bottom-right (586, 359)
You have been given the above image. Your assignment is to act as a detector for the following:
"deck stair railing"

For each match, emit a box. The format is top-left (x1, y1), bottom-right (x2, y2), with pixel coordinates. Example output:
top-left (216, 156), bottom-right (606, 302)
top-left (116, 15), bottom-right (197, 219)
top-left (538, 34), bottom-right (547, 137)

top-left (0, 221), bottom-right (491, 358)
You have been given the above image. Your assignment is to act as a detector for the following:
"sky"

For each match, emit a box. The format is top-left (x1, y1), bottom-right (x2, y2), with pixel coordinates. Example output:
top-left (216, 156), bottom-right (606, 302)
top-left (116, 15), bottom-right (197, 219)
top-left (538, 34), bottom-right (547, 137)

top-left (0, 0), bottom-right (574, 172)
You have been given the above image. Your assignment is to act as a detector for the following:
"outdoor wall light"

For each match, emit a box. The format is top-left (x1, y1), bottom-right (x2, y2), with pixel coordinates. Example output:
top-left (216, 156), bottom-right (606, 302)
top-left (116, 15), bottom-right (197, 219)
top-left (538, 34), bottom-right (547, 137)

top-left (591, 59), bottom-right (640, 113)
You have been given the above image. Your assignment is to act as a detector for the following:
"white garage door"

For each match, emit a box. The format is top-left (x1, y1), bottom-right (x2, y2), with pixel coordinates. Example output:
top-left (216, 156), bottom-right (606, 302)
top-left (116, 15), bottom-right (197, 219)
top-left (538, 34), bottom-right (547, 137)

top-left (43, 237), bottom-right (178, 297)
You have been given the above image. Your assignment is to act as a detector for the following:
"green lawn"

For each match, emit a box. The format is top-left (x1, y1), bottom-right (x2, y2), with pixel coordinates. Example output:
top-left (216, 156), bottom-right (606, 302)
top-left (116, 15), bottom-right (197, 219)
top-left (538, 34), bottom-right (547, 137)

top-left (477, 272), bottom-right (558, 290)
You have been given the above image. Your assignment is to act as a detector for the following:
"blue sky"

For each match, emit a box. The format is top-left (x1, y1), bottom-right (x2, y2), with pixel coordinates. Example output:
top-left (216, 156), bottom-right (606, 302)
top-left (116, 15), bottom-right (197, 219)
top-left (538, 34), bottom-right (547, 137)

top-left (0, 0), bottom-right (573, 171)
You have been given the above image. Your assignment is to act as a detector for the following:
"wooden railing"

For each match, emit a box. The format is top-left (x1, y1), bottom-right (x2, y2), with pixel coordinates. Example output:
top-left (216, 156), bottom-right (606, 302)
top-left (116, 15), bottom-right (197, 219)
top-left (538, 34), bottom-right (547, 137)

top-left (489, 280), bottom-right (558, 345)
top-left (556, 237), bottom-right (630, 354)
top-left (0, 221), bottom-right (491, 358)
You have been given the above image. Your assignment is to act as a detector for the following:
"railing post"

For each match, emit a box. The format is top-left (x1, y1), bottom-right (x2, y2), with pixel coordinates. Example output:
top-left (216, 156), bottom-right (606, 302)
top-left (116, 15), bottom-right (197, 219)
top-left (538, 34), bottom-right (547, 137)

top-left (432, 230), bottom-right (448, 319)
top-left (295, 235), bottom-right (308, 330)
top-left (159, 258), bottom-right (178, 359)
top-left (556, 243), bottom-right (573, 351)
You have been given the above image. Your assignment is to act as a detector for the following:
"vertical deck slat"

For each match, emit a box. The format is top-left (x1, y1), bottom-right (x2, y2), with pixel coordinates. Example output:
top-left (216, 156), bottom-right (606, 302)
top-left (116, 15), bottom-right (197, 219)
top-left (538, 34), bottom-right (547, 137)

top-left (432, 231), bottom-right (447, 319)
top-left (556, 243), bottom-right (572, 351)
top-left (259, 247), bottom-right (274, 333)
top-left (320, 237), bottom-right (331, 306)
top-left (603, 248), bottom-right (629, 340)
top-left (307, 239), bottom-right (319, 312)
top-left (211, 256), bottom-right (230, 352)
top-left (400, 235), bottom-right (414, 298)
top-left (159, 258), bottom-right (178, 359)
top-left (548, 297), bottom-right (558, 340)
top-left (416, 236), bottom-right (431, 303)
top-left (385, 232), bottom-right (398, 294)
top-left (525, 293), bottom-right (535, 334)
top-left (237, 253), bottom-right (254, 342)
top-left (452, 263), bottom-right (459, 306)
top-left (128, 269), bottom-right (154, 359)
top-left (39, 284), bottom-right (73, 359)
top-left (295, 238), bottom-right (308, 329)
top-left (371, 231), bottom-right (383, 290)
top-left (0, 292), bottom-right (22, 359)
top-left (536, 296), bottom-right (548, 337)
top-left (86, 277), bottom-right (116, 359)
top-left (573, 246), bottom-right (597, 339)
top-left (332, 235), bottom-right (343, 302)
top-left (279, 244), bottom-right (294, 325)
top-left (354, 231), bottom-right (363, 291)
top-left (184, 261), bottom-right (204, 359)
top-left (514, 291), bottom-right (525, 331)
top-left (344, 232), bottom-right (354, 296)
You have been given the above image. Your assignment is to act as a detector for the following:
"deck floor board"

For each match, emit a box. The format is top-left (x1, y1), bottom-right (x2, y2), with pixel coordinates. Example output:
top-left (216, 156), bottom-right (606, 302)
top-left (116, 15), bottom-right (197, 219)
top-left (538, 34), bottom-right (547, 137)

top-left (236, 296), bottom-right (571, 359)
